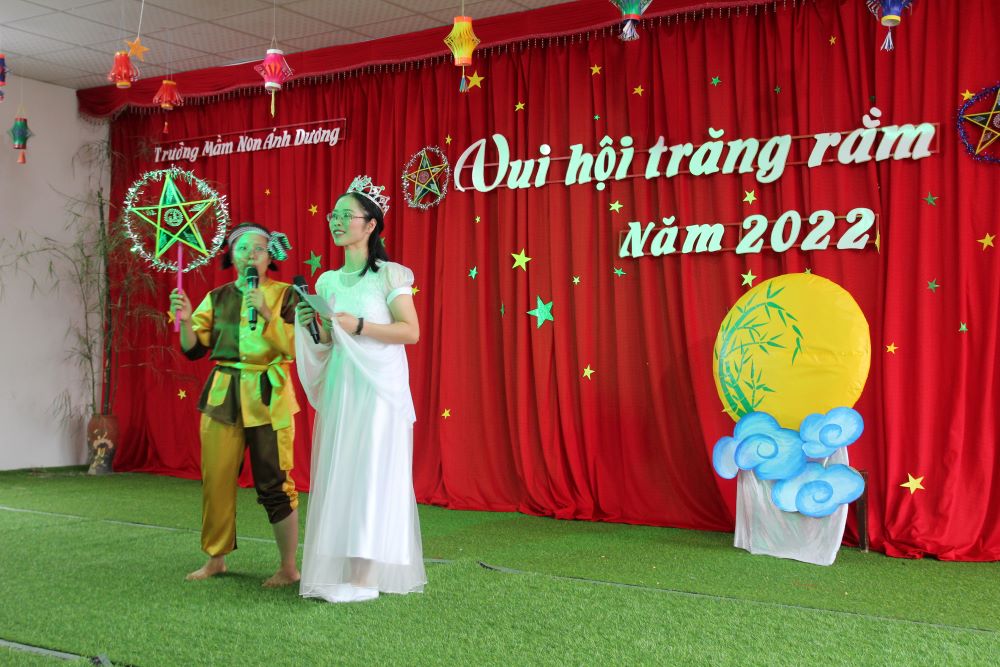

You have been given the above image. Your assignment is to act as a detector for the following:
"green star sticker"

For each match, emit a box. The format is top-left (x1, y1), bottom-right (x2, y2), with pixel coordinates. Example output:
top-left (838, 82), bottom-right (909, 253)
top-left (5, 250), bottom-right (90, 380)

top-left (594, 114), bottom-right (601, 120)
top-left (774, 85), bottom-right (781, 93)
top-left (572, 276), bottom-right (581, 285)
top-left (500, 302), bottom-right (505, 317)
top-left (468, 266), bottom-right (478, 279)
top-left (304, 251), bottom-right (322, 276)
top-left (927, 279), bottom-right (939, 292)
top-left (526, 296), bottom-right (554, 328)
top-left (711, 76), bottom-right (721, 87)
top-left (923, 192), bottom-right (938, 206)
top-left (128, 171), bottom-right (215, 258)
top-left (959, 322), bottom-right (968, 332)
top-left (613, 267), bottom-right (626, 277)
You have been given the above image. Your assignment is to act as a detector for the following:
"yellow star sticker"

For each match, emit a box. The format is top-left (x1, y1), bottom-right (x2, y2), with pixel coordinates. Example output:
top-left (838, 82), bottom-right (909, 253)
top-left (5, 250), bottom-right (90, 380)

top-left (572, 276), bottom-right (580, 285)
top-left (411, 286), bottom-right (419, 295)
top-left (177, 389), bottom-right (187, 399)
top-left (900, 473), bottom-right (924, 494)
top-left (166, 309), bottom-right (175, 324)
top-left (445, 135), bottom-right (452, 145)
top-left (978, 232), bottom-right (995, 249)
top-left (874, 227), bottom-right (881, 253)
top-left (126, 36), bottom-right (149, 61)
top-left (961, 89), bottom-right (975, 101)
top-left (511, 248), bottom-right (532, 271)
top-left (474, 215), bottom-right (481, 223)
top-left (741, 270), bottom-right (756, 286)
top-left (466, 71), bottom-right (484, 89)
top-left (582, 365), bottom-right (595, 380)
top-left (829, 35), bottom-right (837, 45)
top-left (514, 101), bottom-right (525, 111)
top-left (308, 204), bottom-right (318, 215)
top-left (590, 64), bottom-right (602, 75)
top-left (609, 200), bottom-right (623, 213)
top-left (264, 188), bottom-right (271, 196)
top-left (632, 85), bottom-right (644, 96)
top-left (743, 190), bottom-right (757, 204)
top-left (886, 342), bottom-right (898, 354)
top-left (441, 408), bottom-right (451, 419)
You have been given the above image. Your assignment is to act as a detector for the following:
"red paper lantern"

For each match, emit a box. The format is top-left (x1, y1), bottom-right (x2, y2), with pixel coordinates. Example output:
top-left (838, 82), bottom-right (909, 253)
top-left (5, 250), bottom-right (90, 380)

top-left (254, 48), bottom-right (293, 116)
top-left (108, 51), bottom-right (138, 89)
top-left (153, 79), bottom-right (183, 110)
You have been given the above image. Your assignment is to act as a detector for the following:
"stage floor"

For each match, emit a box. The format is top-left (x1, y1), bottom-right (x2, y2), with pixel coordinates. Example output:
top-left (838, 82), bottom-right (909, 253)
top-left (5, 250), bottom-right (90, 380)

top-left (0, 469), bottom-right (997, 665)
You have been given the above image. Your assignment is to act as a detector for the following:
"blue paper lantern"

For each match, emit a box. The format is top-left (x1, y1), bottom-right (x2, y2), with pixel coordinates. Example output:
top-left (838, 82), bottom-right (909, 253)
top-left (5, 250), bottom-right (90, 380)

top-left (879, 0), bottom-right (910, 26)
top-left (866, 0), bottom-right (914, 51)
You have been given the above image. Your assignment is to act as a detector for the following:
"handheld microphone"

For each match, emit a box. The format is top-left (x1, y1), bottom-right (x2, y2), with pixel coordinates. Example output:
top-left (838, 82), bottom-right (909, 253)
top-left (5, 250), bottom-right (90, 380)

top-left (245, 266), bottom-right (259, 330)
top-left (292, 275), bottom-right (321, 344)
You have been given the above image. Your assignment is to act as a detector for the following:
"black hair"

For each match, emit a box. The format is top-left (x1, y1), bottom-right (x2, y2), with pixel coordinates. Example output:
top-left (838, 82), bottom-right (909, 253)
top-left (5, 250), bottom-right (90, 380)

top-left (221, 222), bottom-right (278, 271)
top-left (338, 192), bottom-right (390, 277)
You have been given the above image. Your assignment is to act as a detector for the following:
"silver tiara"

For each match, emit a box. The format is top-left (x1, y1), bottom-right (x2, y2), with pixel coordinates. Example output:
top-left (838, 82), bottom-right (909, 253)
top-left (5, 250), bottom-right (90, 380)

top-left (347, 175), bottom-right (390, 215)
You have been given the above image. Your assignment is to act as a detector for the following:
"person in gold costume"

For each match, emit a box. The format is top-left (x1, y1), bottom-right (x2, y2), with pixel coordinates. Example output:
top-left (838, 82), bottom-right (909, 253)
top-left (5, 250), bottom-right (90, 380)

top-left (169, 222), bottom-right (301, 587)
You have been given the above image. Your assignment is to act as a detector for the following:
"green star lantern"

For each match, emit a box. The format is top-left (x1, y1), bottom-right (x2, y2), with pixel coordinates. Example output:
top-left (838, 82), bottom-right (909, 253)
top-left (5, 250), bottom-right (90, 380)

top-left (122, 167), bottom-right (230, 273)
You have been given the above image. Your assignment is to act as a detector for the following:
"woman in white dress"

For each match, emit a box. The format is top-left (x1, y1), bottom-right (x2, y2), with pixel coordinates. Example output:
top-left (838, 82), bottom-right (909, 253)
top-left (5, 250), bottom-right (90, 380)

top-left (294, 175), bottom-right (426, 603)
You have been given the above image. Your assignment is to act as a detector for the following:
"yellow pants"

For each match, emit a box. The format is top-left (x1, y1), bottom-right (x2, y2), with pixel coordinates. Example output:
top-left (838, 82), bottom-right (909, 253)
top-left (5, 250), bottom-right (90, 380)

top-left (199, 414), bottom-right (297, 557)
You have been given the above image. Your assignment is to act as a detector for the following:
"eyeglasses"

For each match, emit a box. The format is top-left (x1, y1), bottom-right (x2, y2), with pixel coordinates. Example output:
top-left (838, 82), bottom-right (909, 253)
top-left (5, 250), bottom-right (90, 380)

top-left (233, 245), bottom-right (267, 257)
top-left (327, 211), bottom-right (369, 224)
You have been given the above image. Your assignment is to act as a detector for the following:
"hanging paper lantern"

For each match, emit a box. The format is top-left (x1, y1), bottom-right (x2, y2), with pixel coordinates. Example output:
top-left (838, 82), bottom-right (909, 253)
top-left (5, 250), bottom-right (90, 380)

top-left (154, 79), bottom-right (182, 110)
top-left (443, 16), bottom-right (480, 92)
top-left (8, 116), bottom-right (32, 164)
top-left (0, 54), bottom-right (7, 103)
top-left (609, 1), bottom-right (653, 41)
top-left (153, 78), bottom-right (183, 134)
top-left (254, 48), bottom-right (293, 117)
top-left (877, 0), bottom-right (909, 25)
top-left (108, 51), bottom-right (138, 88)
top-left (866, 0), bottom-right (914, 51)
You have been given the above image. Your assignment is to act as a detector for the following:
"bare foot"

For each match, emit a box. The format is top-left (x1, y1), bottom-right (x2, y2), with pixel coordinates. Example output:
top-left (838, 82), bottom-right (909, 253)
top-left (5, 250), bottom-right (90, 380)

top-left (262, 567), bottom-right (300, 588)
top-left (185, 556), bottom-right (226, 581)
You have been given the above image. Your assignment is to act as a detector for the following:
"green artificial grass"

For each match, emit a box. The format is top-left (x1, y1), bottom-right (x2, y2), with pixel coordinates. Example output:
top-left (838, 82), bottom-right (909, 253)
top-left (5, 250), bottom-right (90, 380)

top-left (0, 469), bottom-right (997, 665)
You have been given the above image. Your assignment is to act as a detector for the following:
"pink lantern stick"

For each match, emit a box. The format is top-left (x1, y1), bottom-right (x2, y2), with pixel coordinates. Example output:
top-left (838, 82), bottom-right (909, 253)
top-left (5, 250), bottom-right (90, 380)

top-left (175, 244), bottom-right (183, 332)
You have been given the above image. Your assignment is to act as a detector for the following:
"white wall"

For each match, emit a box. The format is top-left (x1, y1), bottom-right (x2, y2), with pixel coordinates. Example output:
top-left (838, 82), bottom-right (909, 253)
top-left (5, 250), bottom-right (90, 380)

top-left (0, 76), bottom-right (108, 470)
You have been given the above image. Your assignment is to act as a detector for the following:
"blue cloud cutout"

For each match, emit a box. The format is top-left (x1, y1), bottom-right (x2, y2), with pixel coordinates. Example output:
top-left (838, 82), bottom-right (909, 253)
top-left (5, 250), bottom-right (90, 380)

top-left (772, 462), bottom-right (865, 517)
top-left (799, 407), bottom-right (865, 458)
top-left (711, 412), bottom-right (808, 481)
top-left (712, 437), bottom-right (740, 479)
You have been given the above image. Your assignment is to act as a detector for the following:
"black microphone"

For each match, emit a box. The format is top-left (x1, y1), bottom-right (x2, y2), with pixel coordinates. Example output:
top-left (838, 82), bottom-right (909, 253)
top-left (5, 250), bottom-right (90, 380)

top-left (245, 266), bottom-right (259, 330)
top-left (292, 275), bottom-right (321, 344)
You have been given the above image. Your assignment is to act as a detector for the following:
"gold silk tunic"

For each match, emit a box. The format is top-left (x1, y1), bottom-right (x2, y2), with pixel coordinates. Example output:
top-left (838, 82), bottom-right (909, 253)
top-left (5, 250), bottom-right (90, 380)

top-left (185, 279), bottom-right (300, 452)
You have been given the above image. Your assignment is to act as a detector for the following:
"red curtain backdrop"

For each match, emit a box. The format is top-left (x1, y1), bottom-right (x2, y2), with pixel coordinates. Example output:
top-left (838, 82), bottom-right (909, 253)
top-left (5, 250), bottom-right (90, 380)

top-left (97, 0), bottom-right (1000, 560)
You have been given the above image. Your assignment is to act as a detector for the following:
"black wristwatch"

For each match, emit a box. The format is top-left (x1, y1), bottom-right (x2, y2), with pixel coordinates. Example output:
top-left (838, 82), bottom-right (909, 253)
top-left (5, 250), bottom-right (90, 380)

top-left (353, 317), bottom-right (364, 336)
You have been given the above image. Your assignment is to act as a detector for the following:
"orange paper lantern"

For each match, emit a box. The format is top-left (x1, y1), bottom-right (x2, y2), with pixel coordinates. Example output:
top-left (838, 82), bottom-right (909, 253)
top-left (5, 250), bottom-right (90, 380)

top-left (444, 16), bottom-right (480, 92)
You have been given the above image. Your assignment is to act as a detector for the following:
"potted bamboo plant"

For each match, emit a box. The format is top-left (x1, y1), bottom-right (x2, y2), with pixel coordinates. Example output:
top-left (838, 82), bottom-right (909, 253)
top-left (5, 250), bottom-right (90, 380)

top-left (0, 140), bottom-right (157, 473)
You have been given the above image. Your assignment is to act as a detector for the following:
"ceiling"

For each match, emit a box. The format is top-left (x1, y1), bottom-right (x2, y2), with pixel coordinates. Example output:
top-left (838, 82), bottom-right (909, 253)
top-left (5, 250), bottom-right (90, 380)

top-left (0, 0), bottom-right (566, 90)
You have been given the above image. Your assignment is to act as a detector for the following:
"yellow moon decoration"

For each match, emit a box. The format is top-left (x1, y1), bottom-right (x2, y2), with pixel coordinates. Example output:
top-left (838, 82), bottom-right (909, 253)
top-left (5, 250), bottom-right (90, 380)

top-left (713, 273), bottom-right (870, 429)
